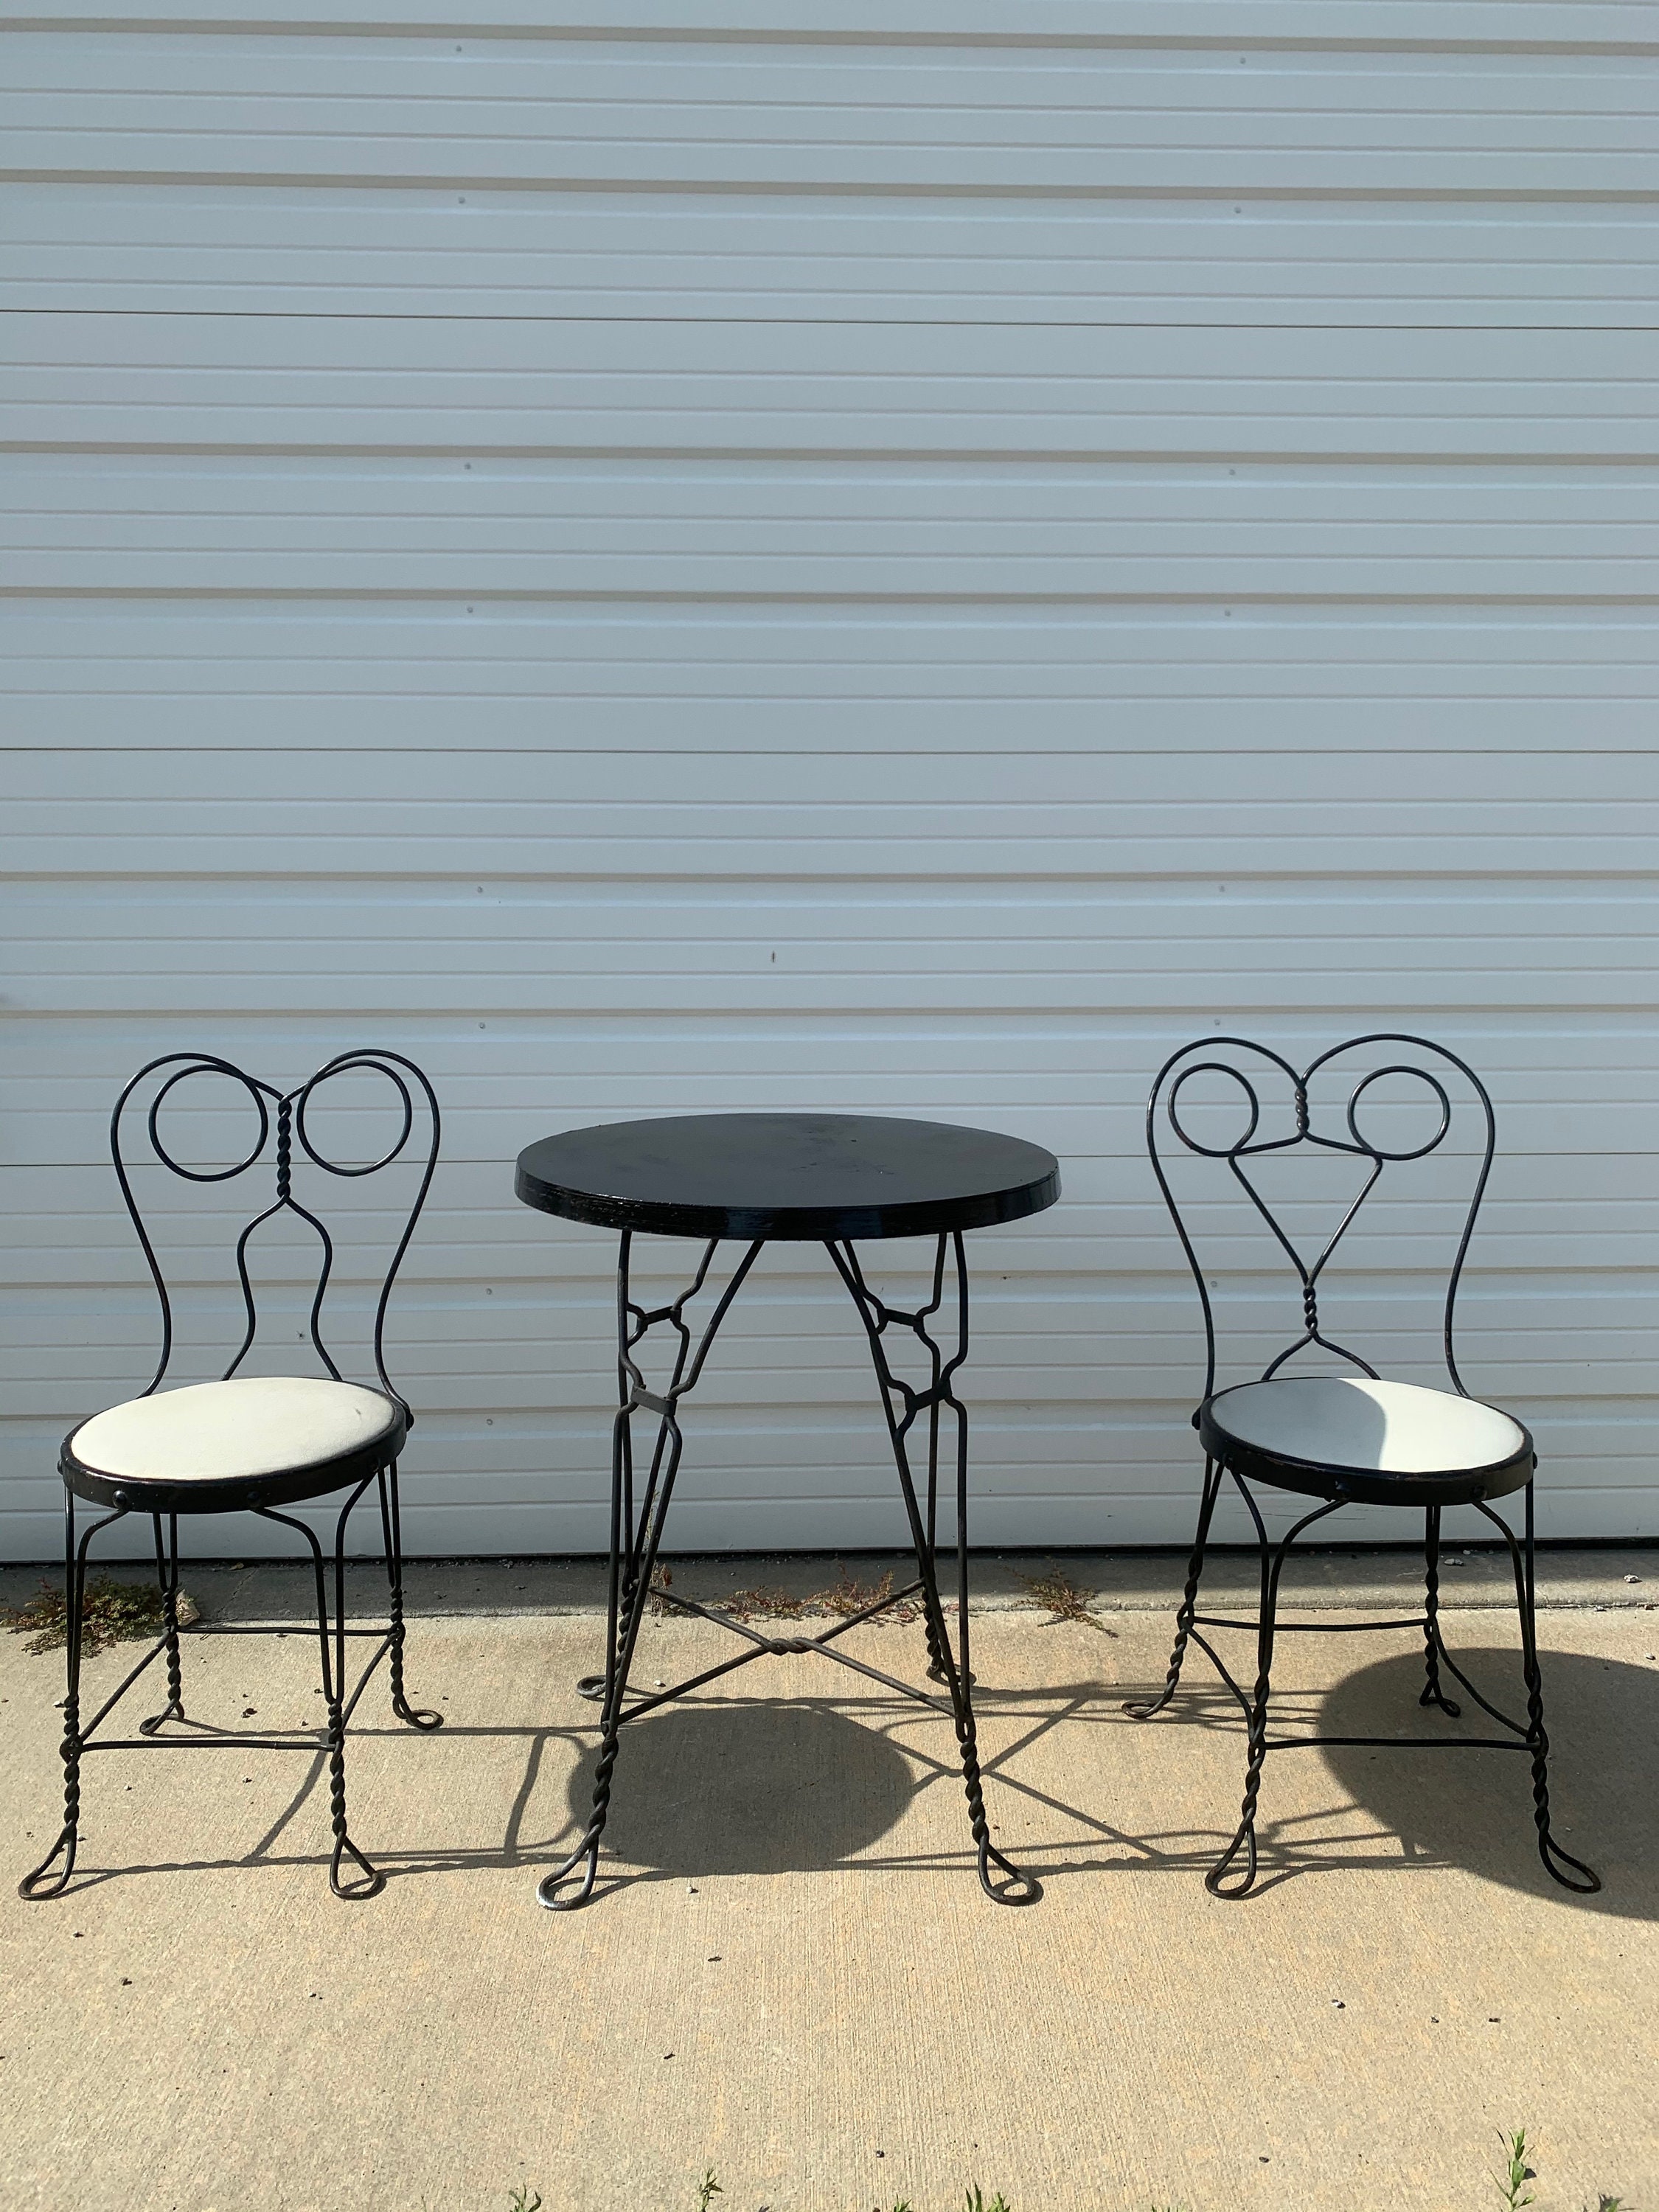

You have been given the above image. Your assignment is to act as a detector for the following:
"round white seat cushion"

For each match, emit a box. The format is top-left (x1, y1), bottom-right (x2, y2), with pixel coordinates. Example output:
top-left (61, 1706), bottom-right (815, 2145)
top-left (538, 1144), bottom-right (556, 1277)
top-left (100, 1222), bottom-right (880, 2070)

top-left (69, 1376), bottom-right (401, 1485)
top-left (1207, 1374), bottom-right (1526, 1476)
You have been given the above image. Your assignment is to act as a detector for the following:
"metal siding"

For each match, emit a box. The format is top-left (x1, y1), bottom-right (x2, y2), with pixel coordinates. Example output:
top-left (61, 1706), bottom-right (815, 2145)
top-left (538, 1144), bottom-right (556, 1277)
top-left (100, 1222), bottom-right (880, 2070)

top-left (4, 7), bottom-right (1657, 1559)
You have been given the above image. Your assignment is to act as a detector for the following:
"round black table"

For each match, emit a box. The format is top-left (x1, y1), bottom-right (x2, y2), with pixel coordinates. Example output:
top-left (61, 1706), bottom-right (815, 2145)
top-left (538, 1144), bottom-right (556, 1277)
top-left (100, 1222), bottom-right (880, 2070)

top-left (515, 1111), bottom-right (1060, 1910)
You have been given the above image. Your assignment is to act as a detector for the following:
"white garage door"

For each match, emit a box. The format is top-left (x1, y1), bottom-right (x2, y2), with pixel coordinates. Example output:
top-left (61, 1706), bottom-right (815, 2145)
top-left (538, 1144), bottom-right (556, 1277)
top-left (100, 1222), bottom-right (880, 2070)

top-left (5, 2), bottom-right (1658, 1560)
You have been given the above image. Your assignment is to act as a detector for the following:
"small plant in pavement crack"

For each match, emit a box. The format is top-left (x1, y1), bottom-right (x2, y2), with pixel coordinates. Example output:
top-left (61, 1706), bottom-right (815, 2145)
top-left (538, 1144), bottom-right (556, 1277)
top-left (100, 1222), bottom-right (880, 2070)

top-left (1497, 2129), bottom-right (1537, 2209)
top-left (2, 1573), bottom-right (197, 1655)
top-left (481, 2147), bottom-right (1627, 2210)
top-left (1014, 1565), bottom-right (1117, 1637)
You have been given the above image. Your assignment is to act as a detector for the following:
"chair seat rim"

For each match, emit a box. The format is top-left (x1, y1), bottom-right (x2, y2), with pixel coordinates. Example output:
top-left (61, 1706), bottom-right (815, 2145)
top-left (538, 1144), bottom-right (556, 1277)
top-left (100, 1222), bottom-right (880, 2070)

top-left (1197, 1387), bottom-right (1535, 1509)
top-left (58, 1407), bottom-right (408, 1517)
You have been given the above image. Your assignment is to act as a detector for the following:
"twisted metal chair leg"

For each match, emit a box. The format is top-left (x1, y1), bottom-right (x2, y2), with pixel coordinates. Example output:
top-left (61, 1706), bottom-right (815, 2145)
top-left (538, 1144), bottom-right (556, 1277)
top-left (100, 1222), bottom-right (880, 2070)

top-left (1207, 1484), bottom-right (1344, 1899)
top-left (325, 1697), bottom-right (383, 1900)
top-left (1125, 1456), bottom-right (1220, 1719)
top-left (1522, 1683), bottom-right (1599, 1893)
top-left (1208, 1709), bottom-right (1269, 1897)
top-left (19, 1492), bottom-right (123, 1900)
top-left (18, 1696), bottom-right (82, 1900)
top-left (139, 1512), bottom-right (187, 1736)
top-left (1520, 1674), bottom-right (1599, 1892)
top-left (1207, 1579), bottom-right (1276, 1899)
top-left (379, 1468), bottom-right (442, 1731)
top-left (1419, 1504), bottom-right (1461, 1719)
top-left (1475, 1487), bottom-right (1600, 1894)
top-left (258, 1489), bottom-right (386, 1899)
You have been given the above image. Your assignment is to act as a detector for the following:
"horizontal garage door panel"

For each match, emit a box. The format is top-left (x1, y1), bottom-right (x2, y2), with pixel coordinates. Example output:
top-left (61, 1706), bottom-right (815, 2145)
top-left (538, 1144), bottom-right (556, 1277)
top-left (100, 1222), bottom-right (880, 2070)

top-left (11, 456), bottom-right (1659, 602)
top-left (9, 190), bottom-right (1655, 330)
top-left (8, 27), bottom-right (1659, 192)
top-left (11, 607), bottom-right (1659, 756)
top-left (9, 316), bottom-right (1658, 459)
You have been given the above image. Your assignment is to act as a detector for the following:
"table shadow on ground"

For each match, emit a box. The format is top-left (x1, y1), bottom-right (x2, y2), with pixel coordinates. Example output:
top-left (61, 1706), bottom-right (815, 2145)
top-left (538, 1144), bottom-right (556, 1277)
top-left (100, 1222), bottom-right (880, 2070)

top-left (564, 1700), bottom-right (918, 1878)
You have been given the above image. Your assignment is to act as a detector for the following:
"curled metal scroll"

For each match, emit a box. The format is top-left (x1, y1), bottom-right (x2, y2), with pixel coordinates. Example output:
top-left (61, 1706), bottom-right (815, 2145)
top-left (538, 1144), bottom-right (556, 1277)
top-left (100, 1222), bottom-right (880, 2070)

top-left (109, 1048), bottom-right (440, 1411)
top-left (1147, 1032), bottom-right (1496, 1399)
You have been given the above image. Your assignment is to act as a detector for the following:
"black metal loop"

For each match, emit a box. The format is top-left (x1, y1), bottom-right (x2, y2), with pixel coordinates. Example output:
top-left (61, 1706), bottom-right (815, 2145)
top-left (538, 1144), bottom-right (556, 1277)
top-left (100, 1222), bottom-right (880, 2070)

top-left (1147, 1032), bottom-right (1498, 1400)
top-left (107, 1046), bottom-right (439, 1404)
top-left (294, 1051), bottom-right (415, 1178)
top-left (1166, 1060), bottom-right (1262, 1158)
top-left (1344, 1063), bottom-right (1453, 1163)
top-left (145, 1058), bottom-right (271, 1183)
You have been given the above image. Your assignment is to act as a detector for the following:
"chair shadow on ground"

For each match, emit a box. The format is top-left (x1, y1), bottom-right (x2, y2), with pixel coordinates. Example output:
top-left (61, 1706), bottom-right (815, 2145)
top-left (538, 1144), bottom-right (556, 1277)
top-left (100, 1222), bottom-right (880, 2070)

top-left (1314, 1644), bottom-right (1659, 1919)
top-left (21, 1638), bottom-right (1658, 1913)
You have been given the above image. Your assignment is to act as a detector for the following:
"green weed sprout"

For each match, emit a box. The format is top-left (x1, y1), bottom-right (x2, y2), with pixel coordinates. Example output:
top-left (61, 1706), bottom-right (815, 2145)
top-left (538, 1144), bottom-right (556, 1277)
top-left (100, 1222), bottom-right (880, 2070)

top-left (1498, 2130), bottom-right (1537, 2211)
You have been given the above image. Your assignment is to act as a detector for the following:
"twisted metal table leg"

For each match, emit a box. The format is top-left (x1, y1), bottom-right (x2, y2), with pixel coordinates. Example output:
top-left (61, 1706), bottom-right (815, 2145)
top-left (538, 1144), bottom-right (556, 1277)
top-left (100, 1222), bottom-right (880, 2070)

top-left (830, 1233), bottom-right (1038, 1905)
top-left (540, 1232), bottom-right (761, 1911)
top-left (1124, 1455), bottom-right (1222, 1719)
top-left (538, 1395), bottom-right (666, 1911)
top-left (1419, 1503), bottom-right (1461, 1718)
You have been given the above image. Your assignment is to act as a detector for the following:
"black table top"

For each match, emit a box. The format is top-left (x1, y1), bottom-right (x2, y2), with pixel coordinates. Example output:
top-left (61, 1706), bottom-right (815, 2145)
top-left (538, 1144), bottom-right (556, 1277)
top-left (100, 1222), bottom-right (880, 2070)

top-left (515, 1112), bottom-right (1060, 1242)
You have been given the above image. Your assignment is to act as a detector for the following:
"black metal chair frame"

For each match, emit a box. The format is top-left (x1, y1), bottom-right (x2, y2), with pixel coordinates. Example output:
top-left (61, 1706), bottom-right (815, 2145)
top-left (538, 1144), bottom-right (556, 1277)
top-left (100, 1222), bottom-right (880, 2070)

top-left (538, 1228), bottom-right (1037, 1910)
top-left (20, 1048), bottom-right (444, 1905)
top-left (1127, 1032), bottom-right (1599, 1899)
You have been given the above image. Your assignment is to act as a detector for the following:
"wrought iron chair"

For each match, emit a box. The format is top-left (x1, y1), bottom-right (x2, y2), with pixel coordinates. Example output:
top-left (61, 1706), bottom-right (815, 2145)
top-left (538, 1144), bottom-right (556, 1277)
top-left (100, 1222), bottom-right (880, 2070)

top-left (1128, 1032), bottom-right (1599, 1899)
top-left (19, 1049), bottom-right (443, 1903)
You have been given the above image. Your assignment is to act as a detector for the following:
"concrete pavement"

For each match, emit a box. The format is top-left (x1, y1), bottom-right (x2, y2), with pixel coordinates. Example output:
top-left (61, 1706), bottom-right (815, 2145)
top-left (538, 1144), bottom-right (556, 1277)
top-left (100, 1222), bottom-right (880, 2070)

top-left (1, 1555), bottom-right (1655, 2212)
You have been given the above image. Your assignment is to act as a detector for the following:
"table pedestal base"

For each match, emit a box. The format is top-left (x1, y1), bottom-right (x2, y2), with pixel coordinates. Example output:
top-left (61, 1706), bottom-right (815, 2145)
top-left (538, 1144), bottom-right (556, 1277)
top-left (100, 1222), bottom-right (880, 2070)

top-left (538, 1230), bottom-right (1037, 1910)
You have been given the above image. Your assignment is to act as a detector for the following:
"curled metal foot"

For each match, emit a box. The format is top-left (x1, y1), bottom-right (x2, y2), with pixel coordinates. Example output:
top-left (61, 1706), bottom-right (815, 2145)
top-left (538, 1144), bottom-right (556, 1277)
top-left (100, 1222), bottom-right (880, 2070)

top-left (977, 1838), bottom-right (1040, 1906)
top-left (1121, 1687), bottom-right (1176, 1721)
top-left (138, 1700), bottom-right (186, 1737)
top-left (1204, 1820), bottom-right (1260, 1899)
top-left (18, 1826), bottom-right (78, 1902)
top-left (538, 1837), bottom-right (601, 1912)
top-left (329, 1831), bottom-right (386, 1901)
top-left (391, 1696), bottom-right (444, 1732)
top-left (1537, 1828), bottom-right (1601, 1894)
top-left (1419, 1678), bottom-right (1461, 1719)
top-left (927, 1661), bottom-right (974, 1687)
top-left (575, 1674), bottom-right (607, 1702)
